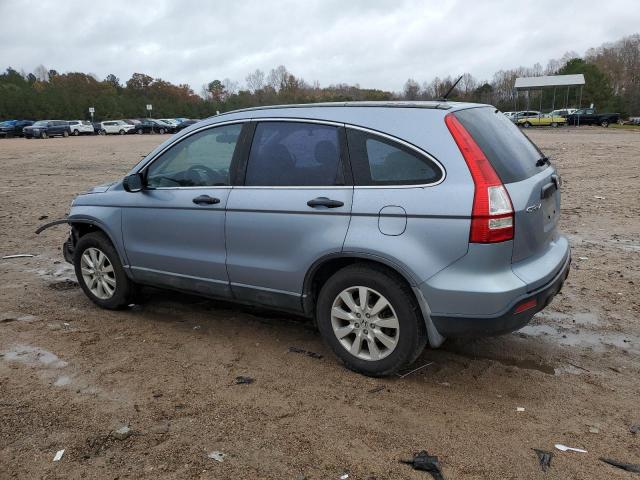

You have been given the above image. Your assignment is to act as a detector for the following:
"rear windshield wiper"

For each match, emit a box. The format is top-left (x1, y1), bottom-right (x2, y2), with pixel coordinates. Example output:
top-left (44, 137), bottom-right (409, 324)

top-left (536, 156), bottom-right (551, 167)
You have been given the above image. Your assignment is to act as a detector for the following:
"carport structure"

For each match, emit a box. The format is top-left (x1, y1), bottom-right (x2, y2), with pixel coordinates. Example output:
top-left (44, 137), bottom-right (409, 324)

top-left (514, 74), bottom-right (585, 113)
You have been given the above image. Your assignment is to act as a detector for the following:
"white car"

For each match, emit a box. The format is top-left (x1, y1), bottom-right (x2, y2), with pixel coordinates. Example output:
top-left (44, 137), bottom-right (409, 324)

top-left (548, 108), bottom-right (577, 117)
top-left (67, 120), bottom-right (95, 136)
top-left (99, 120), bottom-right (136, 135)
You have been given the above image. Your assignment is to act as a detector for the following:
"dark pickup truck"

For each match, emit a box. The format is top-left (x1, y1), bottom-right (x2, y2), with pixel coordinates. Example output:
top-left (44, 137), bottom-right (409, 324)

top-left (566, 108), bottom-right (620, 127)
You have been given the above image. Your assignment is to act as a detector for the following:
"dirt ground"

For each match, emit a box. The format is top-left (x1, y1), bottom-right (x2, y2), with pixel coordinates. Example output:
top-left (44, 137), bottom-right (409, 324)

top-left (0, 128), bottom-right (639, 479)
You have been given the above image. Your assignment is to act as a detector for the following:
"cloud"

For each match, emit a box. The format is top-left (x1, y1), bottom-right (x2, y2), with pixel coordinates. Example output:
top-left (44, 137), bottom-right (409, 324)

top-left (1, 0), bottom-right (638, 91)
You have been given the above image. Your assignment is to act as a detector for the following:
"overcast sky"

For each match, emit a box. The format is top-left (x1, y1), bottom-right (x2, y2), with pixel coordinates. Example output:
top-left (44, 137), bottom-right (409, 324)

top-left (1, 0), bottom-right (639, 92)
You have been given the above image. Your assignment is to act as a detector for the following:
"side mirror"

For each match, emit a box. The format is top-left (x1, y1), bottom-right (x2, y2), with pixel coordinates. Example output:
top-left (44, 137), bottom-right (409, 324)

top-left (123, 173), bottom-right (144, 192)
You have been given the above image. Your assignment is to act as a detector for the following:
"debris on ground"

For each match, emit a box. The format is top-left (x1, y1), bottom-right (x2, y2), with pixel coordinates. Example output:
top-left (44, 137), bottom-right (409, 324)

top-left (53, 449), bottom-right (64, 462)
top-left (235, 376), bottom-right (254, 385)
top-left (2, 254), bottom-right (35, 259)
top-left (516, 407), bottom-right (525, 412)
top-left (38, 215), bottom-right (48, 220)
top-left (339, 473), bottom-right (349, 479)
top-left (48, 280), bottom-right (78, 291)
top-left (367, 385), bottom-right (385, 394)
top-left (555, 444), bottom-right (587, 453)
top-left (193, 325), bottom-right (201, 330)
top-left (588, 426), bottom-right (600, 434)
top-left (594, 195), bottom-right (606, 200)
top-left (111, 425), bottom-right (132, 440)
top-left (208, 451), bottom-right (226, 462)
top-left (578, 256), bottom-right (589, 261)
top-left (400, 450), bottom-right (445, 479)
top-left (600, 458), bottom-right (640, 473)
top-left (397, 362), bottom-right (434, 379)
top-left (533, 449), bottom-right (553, 472)
top-left (630, 424), bottom-right (640, 434)
top-left (288, 346), bottom-right (323, 359)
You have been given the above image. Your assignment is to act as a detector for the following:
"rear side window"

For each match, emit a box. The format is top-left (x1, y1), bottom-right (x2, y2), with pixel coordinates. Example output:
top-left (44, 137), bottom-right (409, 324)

top-left (454, 107), bottom-right (547, 183)
top-left (245, 122), bottom-right (344, 186)
top-left (346, 129), bottom-right (442, 186)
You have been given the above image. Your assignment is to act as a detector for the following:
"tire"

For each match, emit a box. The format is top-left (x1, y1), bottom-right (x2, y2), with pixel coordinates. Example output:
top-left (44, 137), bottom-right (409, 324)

top-left (523, 121), bottom-right (532, 128)
top-left (73, 129), bottom-right (80, 136)
top-left (119, 129), bottom-right (125, 135)
top-left (40, 131), bottom-right (48, 139)
top-left (137, 129), bottom-right (143, 135)
top-left (316, 264), bottom-right (427, 377)
top-left (601, 120), bottom-right (609, 128)
top-left (551, 122), bottom-right (558, 128)
top-left (73, 232), bottom-right (134, 309)
top-left (99, 129), bottom-right (106, 135)
top-left (159, 128), bottom-right (166, 134)
top-left (62, 130), bottom-right (69, 138)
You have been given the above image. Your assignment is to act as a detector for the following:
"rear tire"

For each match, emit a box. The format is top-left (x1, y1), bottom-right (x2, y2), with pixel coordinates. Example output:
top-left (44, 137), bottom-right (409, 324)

top-left (99, 129), bottom-right (106, 135)
top-left (119, 129), bottom-right (125, 135)
top-left (137, 129), bottom-right (143, 135)
top-left (63, 130), bottom-right (69, 138)
top-left (601, 120), bottom-right (609, 128)
top-left (73, 129), bottom-right (80, 136)
top-left (523, 121), bottom-right (532, 128)
top-left (73, 232), bottom-right (134, 309)
top-left (316, 264), bottom-right (427, 377)
top-left (159, 128), bottom-right (166, 134)
top-left (551, 122), bottom-right (558, 127)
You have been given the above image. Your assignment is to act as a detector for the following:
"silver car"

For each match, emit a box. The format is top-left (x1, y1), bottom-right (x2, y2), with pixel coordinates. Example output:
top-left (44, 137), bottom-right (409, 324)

top-left (40, 101), bottom-right (570, 376)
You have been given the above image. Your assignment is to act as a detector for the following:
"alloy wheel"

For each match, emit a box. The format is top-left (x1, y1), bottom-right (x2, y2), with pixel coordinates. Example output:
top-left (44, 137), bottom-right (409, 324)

top-left (80, 247), bottom-right (116, 300)
top-left (330, 286), bottom-right (400, 361)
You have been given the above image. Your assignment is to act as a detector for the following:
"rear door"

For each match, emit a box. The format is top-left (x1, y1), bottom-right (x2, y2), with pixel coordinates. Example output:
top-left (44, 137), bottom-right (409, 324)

top-left (454, 107), bottom-right (560, 263)
top-left (225, 120), bottom-right (353, 311)
top-left (121, 122), bottom-right (246, 297)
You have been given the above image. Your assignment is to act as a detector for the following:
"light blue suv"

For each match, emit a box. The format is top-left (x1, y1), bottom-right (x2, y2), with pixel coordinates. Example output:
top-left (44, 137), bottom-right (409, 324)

top-left (39, 102), bottom-right (570, 376)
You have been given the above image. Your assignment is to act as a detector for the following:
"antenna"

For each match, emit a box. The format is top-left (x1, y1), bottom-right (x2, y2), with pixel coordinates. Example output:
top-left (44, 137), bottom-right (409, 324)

top-left (441, 75), bottom-right (464, 101)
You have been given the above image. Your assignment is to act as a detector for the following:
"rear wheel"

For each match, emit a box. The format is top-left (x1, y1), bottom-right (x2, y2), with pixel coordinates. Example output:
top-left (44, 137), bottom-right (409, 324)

top-left (316, 264), bottom-right (426, 376)
top-left (73, 129), bottom-right (80, 136)
top-left (551, 122), bottom-right (558, 127)
top-left (159, 128), bottom-right (166, 134)
top-left (62, 130), bottom-right (69, 138)
top-left (137, 129), bottom-right (143, 135)
top-left (119, 129), bottom-right (125, 135)
top-left (601, 120), bottom-right (609, 127)
top-left (99, 129), bottom-right (106, 135)
top-left (73, 232), bottom-right (134, 309)
top-left (523, 121), bottom-right (532, 128)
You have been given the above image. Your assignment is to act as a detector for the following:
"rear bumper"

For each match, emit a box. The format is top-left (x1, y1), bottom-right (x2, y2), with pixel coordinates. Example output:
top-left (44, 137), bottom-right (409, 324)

top-left (431, 252), bottom-right (570, 337)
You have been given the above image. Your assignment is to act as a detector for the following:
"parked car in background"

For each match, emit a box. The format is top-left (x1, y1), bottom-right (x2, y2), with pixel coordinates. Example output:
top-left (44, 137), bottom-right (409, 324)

top-left (174, 119), bottom-right (199, 132)
top-left (23, 120), bottom-right (71, 139)
top-left (566, 108), bottom-right (620, 127)
top-left (45, 101), bottom-right (569, 376)
top-left (517, 114), bottom-right (567, 128)
top-left (548, 108), bottom-right (577, 118)
top-left (623, 117), bottom-right (640, 125)
top-left (125, 119), bottom-right (141, 126)
top-left (513, 111), bottom-right (542, 122)
top-left (160, 118), bottom-right (180, 127)
top-left (134, 119), bottom-right (174, 134)
top-left (502, 112), bottom-right (516, 121)
top-left (68, 120), bottom-right (95, 136)
top-left (99, 120), bottom-right (136, 135)
top-left (0, 120), bottom-right (33, 138)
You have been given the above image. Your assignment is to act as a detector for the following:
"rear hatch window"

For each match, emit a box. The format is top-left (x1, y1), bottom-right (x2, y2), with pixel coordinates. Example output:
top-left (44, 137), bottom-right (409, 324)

top-left (454, 106), bottom-right (548, 183)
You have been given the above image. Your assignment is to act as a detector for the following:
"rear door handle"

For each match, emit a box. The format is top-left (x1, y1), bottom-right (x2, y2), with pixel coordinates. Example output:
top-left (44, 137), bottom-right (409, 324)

top-left (307, 197), bottom-right (344, 208)
top-left (192, 195), bottom-right (220, 205)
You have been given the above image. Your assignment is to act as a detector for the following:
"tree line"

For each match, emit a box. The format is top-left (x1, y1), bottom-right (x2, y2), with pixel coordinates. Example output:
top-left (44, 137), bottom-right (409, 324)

top-left (1, 33), bottom-right (638, 121)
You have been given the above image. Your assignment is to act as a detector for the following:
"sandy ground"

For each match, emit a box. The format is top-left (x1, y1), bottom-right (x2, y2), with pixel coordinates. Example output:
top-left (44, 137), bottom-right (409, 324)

top-left (0, 128), bottom-right (639, 479)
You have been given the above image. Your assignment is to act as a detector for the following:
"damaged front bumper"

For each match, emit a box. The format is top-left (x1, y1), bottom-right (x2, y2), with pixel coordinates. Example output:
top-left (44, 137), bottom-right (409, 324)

top-left (35, 218), bottom-right (75, 264)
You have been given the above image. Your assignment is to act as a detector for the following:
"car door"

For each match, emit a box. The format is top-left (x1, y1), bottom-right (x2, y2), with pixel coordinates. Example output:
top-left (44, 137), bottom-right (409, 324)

top-left (225, 120), bottom-right (353, 311)
top-left (121, 122), bottom-right (246, 297)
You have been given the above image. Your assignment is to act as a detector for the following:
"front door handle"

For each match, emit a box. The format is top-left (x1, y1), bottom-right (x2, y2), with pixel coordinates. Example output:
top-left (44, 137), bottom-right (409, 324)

top-left (192, 195), bottom-right (220, 205)
top-left (307, 197), bottom-right (344, 208)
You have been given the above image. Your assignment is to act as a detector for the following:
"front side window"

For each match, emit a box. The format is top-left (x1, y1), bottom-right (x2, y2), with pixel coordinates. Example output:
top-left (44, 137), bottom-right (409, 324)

top-left (244, 122), bottom-right (344, 187)
top-left (346, 129), bottom-right (442, 186)
top-left (146, 123), bottom-right (242, 188)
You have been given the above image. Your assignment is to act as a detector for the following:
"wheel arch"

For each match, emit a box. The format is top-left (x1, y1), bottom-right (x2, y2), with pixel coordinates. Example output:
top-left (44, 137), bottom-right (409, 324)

top-left (67, 217), bottom-right (130, 273)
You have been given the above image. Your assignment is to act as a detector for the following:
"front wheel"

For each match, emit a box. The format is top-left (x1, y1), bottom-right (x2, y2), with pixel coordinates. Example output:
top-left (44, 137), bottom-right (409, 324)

top-left (159, 128), bottom-right (166, 134)
top-left (316, 264), bottom-right (426, 376)
top-left (73, 232), bottom-right (134, 309)
top-left (523, 121), bottom-right (532, 128)
top-left (551, 122), bottom-right (558, 127)
top-left (601, 120), bottom-right (609, 127)
top-left (40, 131), bottom-right (48, 139)
top-left (73, 129), bottom-right (80, 136)
top-left (137, 129), bottom-right (143, 135)
top-left (62, 130), bottom-right (69, 138)
top-left (119, 129), bottom-right (125, 135)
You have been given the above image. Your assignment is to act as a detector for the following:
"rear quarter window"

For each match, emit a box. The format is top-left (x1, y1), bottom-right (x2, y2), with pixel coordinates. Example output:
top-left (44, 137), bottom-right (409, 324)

top-left (454, 107), bottom-right (548, 183)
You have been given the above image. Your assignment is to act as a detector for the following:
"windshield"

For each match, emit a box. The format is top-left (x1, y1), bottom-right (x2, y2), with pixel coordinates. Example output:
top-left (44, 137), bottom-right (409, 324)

top-left (33, 121), bottom-right (48, 126)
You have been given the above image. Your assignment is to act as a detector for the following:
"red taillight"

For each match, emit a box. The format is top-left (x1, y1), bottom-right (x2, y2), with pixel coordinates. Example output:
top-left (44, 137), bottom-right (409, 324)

top-left (514, 298), bottom-right (537, 314)
top-left (444, 113), bottom-right (514, 243)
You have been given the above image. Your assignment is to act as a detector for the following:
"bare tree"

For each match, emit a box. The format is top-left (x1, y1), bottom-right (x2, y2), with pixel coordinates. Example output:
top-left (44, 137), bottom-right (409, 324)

top-left (267, 65), bottom-right (289, 92)
top-left (245, 69), bottom-right (265, 92)
top-left (33, 64), bottom-right (48, 82)
top-left (403, 78), bottom-right (420, 100)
